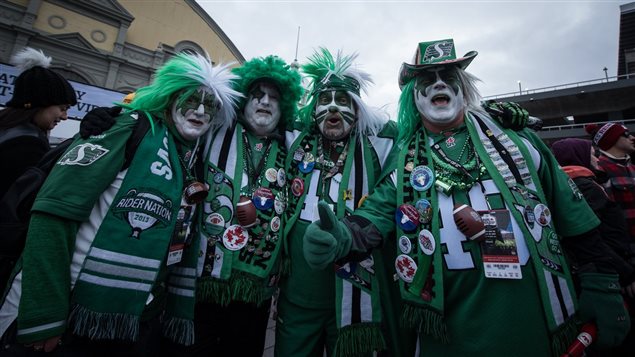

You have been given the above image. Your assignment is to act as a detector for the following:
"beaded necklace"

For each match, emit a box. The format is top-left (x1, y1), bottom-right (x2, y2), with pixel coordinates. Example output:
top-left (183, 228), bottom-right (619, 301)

top-left (241, 129), bottom-right (272, 196)
top-left (430, 135), bottom-right (486, 194)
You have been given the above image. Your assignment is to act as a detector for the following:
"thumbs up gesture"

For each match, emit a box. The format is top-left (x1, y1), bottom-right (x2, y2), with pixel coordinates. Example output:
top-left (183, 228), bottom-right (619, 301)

top-left (303, 201), bottom-right (352, 270)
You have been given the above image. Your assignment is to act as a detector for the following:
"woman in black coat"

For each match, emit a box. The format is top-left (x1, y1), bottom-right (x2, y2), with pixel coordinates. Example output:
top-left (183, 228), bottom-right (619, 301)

top-left (0, 47), bottom-right (77, 199)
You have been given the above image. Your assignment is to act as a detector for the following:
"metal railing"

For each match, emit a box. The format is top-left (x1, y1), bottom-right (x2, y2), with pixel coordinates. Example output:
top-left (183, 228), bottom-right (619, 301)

top-left (483, 74), bottom-right (633, 101)
top-left (539, 118), bottom-right (635, 132)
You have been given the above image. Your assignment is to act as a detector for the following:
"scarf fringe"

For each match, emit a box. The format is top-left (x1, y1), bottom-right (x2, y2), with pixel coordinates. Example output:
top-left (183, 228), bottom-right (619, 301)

top-left (551, 317), bottom-right (579, 357)
top-left (162, 316), bottom-right (195, 346)
top-left (333, 322), bottom-right (386, 357)
top-left (231, 271), bottom-right (266, 306)
top-left (69, 304), bottom-right (139, 341)
top-left (401, 303), bottom-right (448, 343)
top-left (196, 278), bottom-right (232, 306)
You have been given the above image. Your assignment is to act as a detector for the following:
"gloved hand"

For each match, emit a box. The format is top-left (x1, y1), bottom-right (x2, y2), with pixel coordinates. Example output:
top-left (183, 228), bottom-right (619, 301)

top-left (578, 273), bottom-right (630, 349)
top-left (482, 100), bottom-right (529, 131)
top-left (303, 201), bottom-right (352, 270)
top-left (79, 106), bottom-right (122, 139)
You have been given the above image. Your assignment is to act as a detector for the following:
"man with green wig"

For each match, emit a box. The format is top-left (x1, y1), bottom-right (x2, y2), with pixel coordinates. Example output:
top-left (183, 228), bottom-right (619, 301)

top-left (190, 55), bottom-right (303, 356)
top-left (303, 39), bottom-right (630, 356)
top-left (0, 52), bottom-right (241, 353)
top-left (276, 48), bottom-right (400, 357)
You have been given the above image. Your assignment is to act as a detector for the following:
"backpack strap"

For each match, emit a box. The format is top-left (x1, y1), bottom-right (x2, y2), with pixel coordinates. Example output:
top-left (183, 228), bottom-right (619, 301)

top-left (122, 112), bottom-right (151, 170)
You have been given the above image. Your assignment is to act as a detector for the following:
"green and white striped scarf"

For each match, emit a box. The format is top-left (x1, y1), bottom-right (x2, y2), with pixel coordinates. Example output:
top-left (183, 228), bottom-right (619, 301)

top-left (70, 123), bottom-right (198, 345)
top-left (395, 113), bottom-right (578, 356)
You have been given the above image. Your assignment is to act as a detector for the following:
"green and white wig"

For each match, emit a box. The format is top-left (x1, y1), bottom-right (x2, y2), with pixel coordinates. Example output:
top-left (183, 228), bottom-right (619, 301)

top-left (231, 55), bottom-right (303, 130)
top-left (397, 66), bottom-right (483, 144)
top-left (300, 48), bottom-right (388, 138)
top-left (126, 52), bottom-right (242, 131)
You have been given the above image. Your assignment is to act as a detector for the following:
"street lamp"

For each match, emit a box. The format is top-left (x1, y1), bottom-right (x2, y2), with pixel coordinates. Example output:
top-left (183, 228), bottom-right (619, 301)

top-left (603, 67), bottom-right (609, 81)
top-left (517, 80), bottom-right (522, 95)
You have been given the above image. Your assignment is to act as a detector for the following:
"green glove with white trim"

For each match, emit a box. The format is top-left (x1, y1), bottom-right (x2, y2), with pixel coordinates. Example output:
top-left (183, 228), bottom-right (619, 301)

top-left (483, 101), bottom-right (530, 131)
top-left (303, 201), bottom-right (352, 270)
top-left (578, 273), bottom-right (630, 349)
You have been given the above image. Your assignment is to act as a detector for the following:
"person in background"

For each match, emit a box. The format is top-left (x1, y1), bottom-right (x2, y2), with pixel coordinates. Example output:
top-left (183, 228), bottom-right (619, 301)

top-left (585, 123), bottom-right (635, 242)
top-left (0, 52), bottom-right (240, 354)
top-left (0, 47), bottom-right (77, 199)
top-left (303, 38), bottom-right (630, 356)
top-left (552, 137), bottom-right (635, 356)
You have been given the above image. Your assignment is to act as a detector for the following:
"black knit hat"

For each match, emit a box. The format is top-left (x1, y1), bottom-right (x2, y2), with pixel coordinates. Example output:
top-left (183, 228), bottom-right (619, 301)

top-left (5, 47), bottom-right (77, 109)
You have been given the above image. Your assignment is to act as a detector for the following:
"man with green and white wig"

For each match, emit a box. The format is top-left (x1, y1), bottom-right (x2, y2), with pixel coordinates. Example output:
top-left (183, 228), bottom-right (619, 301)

top-left (194, 55), bottom-right (303, 356)
top-left (277, 48), bottom-right (399, 357)
top-left (303, 39), bottom-right (630, 356)
top-left (0, 52), bottom-right (240, 353)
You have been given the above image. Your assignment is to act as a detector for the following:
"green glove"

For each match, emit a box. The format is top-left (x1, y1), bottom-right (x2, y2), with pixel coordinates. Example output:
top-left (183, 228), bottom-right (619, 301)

top-left (303, 201), bottom-right (352, 270)
top-left (578, 273), bottom-right (630, 349)
top-left (482, 101), bottom-right (529, 131)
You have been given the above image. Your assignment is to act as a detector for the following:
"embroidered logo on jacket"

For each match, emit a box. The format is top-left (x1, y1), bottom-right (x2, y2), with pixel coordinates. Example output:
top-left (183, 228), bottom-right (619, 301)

top-left (112, 189), bottom-right (174, 239)
top-left (57, 143), bottom-right (109, 166)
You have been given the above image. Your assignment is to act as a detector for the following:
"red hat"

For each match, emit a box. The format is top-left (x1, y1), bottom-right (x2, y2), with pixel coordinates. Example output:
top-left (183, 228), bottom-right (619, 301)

top-left (585, 123), bottom-right (628, 151)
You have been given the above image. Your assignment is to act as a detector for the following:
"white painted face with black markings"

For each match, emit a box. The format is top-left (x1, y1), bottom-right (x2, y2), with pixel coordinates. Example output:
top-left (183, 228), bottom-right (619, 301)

top-left (413, 68), bottom-right (465, 125)
top-left (314, 90), bottom-right (356, 140)
top-left (244, 82), bottom-right (281, 136)
top-left (172, 86), bottom-right (218, 141)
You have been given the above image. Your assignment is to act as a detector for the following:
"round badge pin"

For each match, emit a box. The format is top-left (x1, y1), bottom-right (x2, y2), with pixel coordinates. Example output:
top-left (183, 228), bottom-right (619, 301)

top-left (298, 160), bottom-right (315, 174)
top-left (213, 172), bottom-right (224, 184)
top-left (418, 229), bottom-right (436, 256)
top-left (277, 168), bottom-right (286, 187)
top-left (534, 204), bottom-right (551, 226)
top-left (274, 198), bottom-right (286, 214)
top-left (410, 165), bottom-right (434, 191)
top-left (265, 168), bottom-right (278, 183)
top-left (293, 148), bottom-right (305, 162)
top-left (395, 204), bottom-right (420, 232)
top-left (415, 199), bottom-right (433, 224)
top-left (204, 212), bottom-right (225, 236)
top-left (291, 178), bottom-right (305, 197)
top-left (222, 224), bottom-right (249, 251)
top-left (399, 235), bottom-right (412, 254)
top-left (395, 254), bottom-right (418, 283)
top-left (270, 216), bottom-right (281, 232)
top-left (252, 187), bottom-right (275, 210)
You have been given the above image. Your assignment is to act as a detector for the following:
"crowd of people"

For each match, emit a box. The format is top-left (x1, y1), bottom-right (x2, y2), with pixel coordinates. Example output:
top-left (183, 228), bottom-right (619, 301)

top-left (0, 39), bottom-right (634, 357)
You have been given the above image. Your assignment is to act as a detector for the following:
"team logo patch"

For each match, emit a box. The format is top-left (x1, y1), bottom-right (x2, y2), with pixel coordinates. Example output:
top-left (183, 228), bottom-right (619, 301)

top-left (57, 143), bottom-right (109, 166)
top-left (112, 189), bottom-right (174, 239)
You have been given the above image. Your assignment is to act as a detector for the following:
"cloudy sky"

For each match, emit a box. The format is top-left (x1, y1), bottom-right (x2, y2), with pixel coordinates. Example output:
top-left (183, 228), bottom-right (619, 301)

top-left (198, 0), bottom-right (630, 117)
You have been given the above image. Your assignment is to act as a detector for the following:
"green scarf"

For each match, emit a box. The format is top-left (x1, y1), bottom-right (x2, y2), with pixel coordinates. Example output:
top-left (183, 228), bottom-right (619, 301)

top-left (395, 113), bottom-right (578, 356)
top-left (199, 122), bottom-right (287, 306)
top-left (69, 120), bottom-right (199, 345)
top-left (284, 128), bottom-right (386, 357)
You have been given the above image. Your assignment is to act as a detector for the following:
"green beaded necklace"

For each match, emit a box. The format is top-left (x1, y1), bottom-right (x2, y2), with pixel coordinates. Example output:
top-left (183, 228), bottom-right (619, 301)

top-left (430, 134), bottom-right (486, 194)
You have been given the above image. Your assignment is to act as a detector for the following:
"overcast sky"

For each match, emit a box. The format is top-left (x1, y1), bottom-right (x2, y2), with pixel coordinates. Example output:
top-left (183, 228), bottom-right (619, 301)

top-left (198, 0), bottom-right (631, 117)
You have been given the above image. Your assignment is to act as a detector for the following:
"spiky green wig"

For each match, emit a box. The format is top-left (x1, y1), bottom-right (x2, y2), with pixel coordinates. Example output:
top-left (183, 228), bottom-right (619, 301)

top-left (300, 48), bottom-right (387, 137)
top-left (231, 55), bottom-right (303, 129)
top-left (128, 52), bottom-right (242, 130)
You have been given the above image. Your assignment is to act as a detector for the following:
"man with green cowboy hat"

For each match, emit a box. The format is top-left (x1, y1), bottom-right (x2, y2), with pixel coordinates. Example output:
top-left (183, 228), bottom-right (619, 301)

top-left (302, 38), bottom-right (630, 356)
top-left (276, 48), bottom-right (401, 357)
top-left (190, 55), bottom-right (303, 356)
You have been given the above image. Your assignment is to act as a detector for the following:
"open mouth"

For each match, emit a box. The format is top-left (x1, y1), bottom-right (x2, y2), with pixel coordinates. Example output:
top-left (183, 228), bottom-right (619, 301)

top-left (256, 109), bottom-right (272, 115)
top-left (432, 94), bottom-right (450, 106)
top-left (188, 119), bottom-right (205, 126)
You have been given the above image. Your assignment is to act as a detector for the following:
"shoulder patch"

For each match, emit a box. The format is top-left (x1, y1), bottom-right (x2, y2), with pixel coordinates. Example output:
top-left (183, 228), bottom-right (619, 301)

top-left (57, 143), bottom-right (110, 166)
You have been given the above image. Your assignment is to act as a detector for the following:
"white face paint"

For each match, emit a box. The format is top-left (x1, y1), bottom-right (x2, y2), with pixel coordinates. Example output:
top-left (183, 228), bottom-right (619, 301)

top-left (171, 86), bottom-right (218, 141)
top-left (244, 82), bottom-right (281, 136)
top-left (413, 68), bottom-right (465, 126)
top-left (314, 90), bottom-right (356, 140)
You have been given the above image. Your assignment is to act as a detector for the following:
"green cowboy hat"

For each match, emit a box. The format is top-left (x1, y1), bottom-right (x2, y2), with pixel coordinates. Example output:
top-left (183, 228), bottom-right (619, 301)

top-left (398, 38), bottom-right (478, 88)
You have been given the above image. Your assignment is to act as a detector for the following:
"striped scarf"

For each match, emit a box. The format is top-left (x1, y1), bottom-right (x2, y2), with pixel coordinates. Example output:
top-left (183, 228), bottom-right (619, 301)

top-left (198, 122), bottom-right (287, 306)
top-left (284, 127), bottom-right (394, 356)
top-left (70, 123), bottom-right (199, 345)
top-left (395, 113), bottom-right (578, 356)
